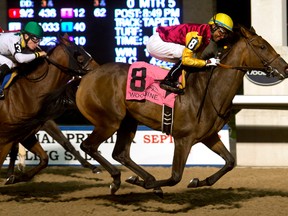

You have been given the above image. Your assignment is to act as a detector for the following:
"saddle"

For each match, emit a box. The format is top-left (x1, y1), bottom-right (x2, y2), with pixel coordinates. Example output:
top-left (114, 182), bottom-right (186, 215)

top-left (1, 70), bottom-right (18, 90)
top-left (126, 61), bottom-right (185, 134)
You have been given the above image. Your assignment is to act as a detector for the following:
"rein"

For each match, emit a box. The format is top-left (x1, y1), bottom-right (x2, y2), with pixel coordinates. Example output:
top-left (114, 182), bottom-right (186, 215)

top-left (218, 63), bottom-right (275, 71)
top-left (24, 66), bottom-right (49, 82)
top-left (197, 34), bottom-right (281, 122)
top-left (24, 38), bottom-right (92, 82)
top-left (59, 40), bottom-right (93, 74)
top-left (44, 36), bottom-right (93, 76)
top-left (45, 56), bottom-right (84, 76)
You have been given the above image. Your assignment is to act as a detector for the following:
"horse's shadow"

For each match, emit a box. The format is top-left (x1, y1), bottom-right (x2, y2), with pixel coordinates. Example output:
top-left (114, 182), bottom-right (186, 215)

top-left (93, 187), bottom-right (288, 213)
top-left (1, 167), bottom-right (287, 213)
top-left (0, 179), bottom-right (287, 213)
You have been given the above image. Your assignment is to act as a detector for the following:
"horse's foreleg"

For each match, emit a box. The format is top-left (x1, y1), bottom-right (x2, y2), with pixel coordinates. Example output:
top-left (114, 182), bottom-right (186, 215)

top-left (80, 128), bottom-right (121, 194)
top-left (188, 133), bottom-right (235, 188)
top-left (116, 118), bottom-right (194, 196)
top-left (5, 135), bottom-right (48, 185)
top-left (42, 120), bottom-right (99, 173)
top-left (139, 136), bottom-right (193, 190)
top-left (7, 143), bottom-right (26, 178)
top-left (112, 116), bottom-right (163, 195)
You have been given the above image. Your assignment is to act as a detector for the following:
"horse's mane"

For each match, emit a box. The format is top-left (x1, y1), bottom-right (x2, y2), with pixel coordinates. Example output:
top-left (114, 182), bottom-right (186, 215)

top-left (227, 25), bottom-right (256, 45)
top-left (205, 24), bottom-right (256, 60)
top-left (15, 58), bottom-right (46, 77)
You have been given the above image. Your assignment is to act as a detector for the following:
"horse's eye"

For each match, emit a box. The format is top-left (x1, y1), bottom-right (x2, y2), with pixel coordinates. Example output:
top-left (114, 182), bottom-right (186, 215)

top-left (77, 55), bottom-right (84, 63)
top-left (260, 45), bottom-right (265, 49)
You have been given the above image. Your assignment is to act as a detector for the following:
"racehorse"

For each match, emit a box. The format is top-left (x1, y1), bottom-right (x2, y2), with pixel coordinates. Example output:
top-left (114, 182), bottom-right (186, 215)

top-left (75, 26), bottom-right (288, 195)
top-left (6, 119), bottom-right (98, 178)
top-left (8, 26), bottom-right (288, 195)
top-left (0, 34), bottom-right (99, 184)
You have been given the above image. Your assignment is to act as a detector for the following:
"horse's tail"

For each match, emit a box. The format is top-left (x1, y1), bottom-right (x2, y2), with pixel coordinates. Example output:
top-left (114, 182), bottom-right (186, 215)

top-left (1, 78), bottom-right (81, 143)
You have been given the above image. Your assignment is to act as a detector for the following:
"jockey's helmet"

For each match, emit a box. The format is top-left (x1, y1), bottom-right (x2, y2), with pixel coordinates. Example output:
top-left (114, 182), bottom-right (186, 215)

top-left (208, 13), bottom-right (233, 32)
top-left (22, 21), bottom-right (44, 39)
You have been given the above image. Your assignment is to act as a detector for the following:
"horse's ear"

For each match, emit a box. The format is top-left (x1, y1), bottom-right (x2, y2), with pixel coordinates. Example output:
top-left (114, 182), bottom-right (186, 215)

top-left (58, 33), bottom-right (71, 45)
top-left (250, 26), bottom-right (256, 33)
top-left (63, 33), bottom-right (69, 39)
top-left (240, 25), bottom-right (255, 38)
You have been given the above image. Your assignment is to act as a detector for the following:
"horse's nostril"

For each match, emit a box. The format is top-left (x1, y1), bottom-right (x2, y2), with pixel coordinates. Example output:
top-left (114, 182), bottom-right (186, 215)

top-left (285, 67), bottom-right (288, 76)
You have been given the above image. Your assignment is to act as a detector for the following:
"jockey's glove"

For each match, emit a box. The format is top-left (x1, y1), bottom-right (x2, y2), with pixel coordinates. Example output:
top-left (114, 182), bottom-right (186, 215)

top-left (206, 58), bottom-right (220, 67)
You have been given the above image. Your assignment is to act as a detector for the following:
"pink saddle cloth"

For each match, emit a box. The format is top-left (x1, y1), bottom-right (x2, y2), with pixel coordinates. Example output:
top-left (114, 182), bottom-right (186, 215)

top-left (126, 61), bottom-right (178, 108)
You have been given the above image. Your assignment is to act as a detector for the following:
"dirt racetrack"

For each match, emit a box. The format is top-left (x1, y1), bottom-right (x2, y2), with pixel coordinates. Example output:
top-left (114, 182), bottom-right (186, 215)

top-left (0, 165), bottom-right (288, 216)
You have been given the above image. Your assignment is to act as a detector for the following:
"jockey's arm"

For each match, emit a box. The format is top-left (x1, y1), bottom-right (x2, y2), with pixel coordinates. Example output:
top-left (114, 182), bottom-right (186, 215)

top-left (181, 32), bottom-right (206, 68)
top-left (14, 51), bottom-right (45, 64)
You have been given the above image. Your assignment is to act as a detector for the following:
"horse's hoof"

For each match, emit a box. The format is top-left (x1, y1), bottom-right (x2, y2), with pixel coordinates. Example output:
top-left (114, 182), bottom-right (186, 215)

top-left (17, 164), bottom-right (25, 173)
top-left (110, 182), bottom-right (120, 195)
top-left (153, 187), bottom-right (164, 198)
top-left (188, 178), bottom-right (199, 188)
top-left (126, 176), bottom-right (139, 185)
top-left (5, 175), bottom-right (16, 185)
top-left (92, 166), bottom-right (101, 174)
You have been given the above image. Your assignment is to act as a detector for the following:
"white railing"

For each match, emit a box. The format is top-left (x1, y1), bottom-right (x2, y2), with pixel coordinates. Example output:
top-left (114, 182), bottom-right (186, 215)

top-left (232, 95), bottom-right (288, 110)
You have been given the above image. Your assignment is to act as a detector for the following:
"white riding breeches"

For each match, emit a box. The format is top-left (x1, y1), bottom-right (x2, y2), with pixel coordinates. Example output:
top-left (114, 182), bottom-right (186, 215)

top-left (0, 55), bottom-right (15, 69)
top-left (146, 32), bottom-right (185, 63)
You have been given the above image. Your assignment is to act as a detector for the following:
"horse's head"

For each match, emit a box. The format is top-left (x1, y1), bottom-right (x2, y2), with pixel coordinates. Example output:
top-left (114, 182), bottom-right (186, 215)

top-left (46, 34), bottom-right (98, 77)
top-left (238, 26), bottom-right (288, 79)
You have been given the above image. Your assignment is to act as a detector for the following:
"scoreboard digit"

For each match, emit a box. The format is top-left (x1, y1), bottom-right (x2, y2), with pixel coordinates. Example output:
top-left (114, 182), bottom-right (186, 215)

top-left (7, 0), bottom-right (182, 66)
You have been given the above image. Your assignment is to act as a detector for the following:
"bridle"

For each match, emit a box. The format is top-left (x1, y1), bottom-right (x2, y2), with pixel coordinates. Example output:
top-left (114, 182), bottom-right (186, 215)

top-left (218, 35), bottom-right (284, 78)
top-left (45, 37), bottom-right (93, 77)
top-left (24, 38), bottom-right (93, 82)
top-left (197, 34), bottom-right (283, 121)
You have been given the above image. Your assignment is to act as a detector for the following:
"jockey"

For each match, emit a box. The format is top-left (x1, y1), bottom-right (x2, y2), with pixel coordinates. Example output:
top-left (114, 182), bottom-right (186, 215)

top-left (146, 13), bottom-right (234, 94)
top-left (0, 21), bottom-right (47, 99)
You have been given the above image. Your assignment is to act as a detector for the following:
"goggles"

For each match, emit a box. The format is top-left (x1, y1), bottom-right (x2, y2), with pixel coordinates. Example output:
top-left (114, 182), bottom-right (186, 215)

top-left (29, 35), bottom-right (41, 43)
top-left (218, 27), bottom-right (228, 38)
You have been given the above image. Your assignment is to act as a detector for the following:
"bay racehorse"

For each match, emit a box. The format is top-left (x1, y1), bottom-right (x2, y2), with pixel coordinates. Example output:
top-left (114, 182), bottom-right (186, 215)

top-left (75, 26), bottom-right (288, 195)
top-left (0, 34), bottom-right (99, 184)
top-left (7, 26), bottom-right (288, 195)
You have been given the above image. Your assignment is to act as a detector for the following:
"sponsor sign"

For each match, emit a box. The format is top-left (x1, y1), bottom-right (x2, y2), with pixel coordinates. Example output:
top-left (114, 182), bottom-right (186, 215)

top-left (4, 125), bottom-right (230, 166)
top-left (245, 70), bottom-right (282, 86)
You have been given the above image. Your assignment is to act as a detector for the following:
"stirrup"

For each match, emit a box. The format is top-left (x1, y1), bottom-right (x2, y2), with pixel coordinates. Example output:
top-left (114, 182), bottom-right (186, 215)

top-left (160, 81), bottom-right (184, 95)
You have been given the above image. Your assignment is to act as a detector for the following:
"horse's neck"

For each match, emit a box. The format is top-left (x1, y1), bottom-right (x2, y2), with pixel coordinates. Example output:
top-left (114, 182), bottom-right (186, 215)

top-left (216, 41), bottom-right (247, 88)
top-left (15, 59), bottom-right (70, 98)
top-left (189, 43), bottom-right (246, 116)
top-left (218, 43), bottom-right (247, 102)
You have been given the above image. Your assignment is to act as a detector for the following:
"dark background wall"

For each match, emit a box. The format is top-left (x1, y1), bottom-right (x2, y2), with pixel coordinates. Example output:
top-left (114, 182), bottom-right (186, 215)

top-left (182, 0), bottom-right (250, 27)
top-left (216, 0), bottom-right (251, 27)
top-left (0, 1), bottom-right (7, 28)
top-left (1, 1), bottom-right (251, 31)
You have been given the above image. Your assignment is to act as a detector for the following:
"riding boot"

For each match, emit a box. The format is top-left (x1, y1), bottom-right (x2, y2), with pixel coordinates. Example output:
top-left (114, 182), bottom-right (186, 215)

top-left (0, 64), bottom-right (11, 99)
top-left (160, 61), bottom-right (184, 94)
